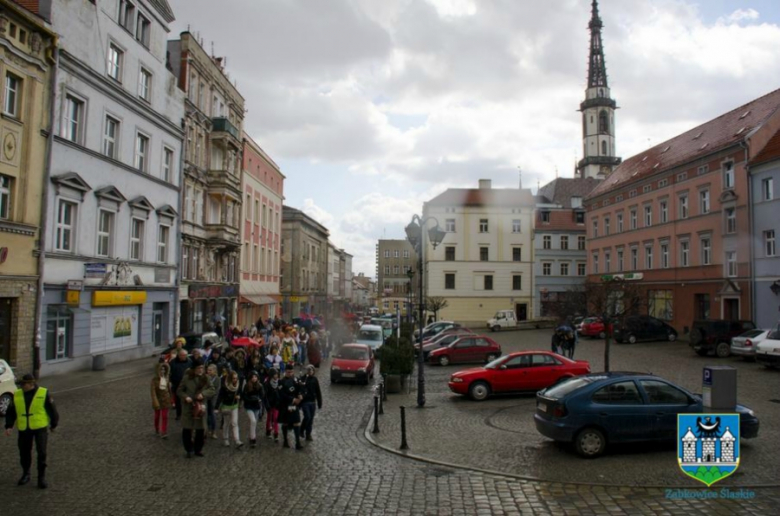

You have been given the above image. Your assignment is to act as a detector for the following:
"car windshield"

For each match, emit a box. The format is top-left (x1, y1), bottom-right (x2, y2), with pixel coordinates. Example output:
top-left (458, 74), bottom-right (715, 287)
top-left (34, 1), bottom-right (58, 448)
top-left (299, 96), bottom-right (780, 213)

top-left (338, 347), bottom-right (369, 360)
top-left (358, 330), bottom-right (382, 341)
top-left (543, 377), bottom-right (600, 399)
top-left (485, 355), bottom-right (507, 369)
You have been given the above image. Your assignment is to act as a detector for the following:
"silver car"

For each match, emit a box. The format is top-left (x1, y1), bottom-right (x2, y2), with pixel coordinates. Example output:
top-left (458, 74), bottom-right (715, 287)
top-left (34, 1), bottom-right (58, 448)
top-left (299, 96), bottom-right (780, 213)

top-left (731, 329), bottom-right (770, 360)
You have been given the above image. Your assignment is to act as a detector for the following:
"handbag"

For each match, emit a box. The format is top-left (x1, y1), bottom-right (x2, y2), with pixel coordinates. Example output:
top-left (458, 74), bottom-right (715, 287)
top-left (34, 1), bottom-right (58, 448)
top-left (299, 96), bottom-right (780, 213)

top-left (192, 401), bottom-right (205, 418)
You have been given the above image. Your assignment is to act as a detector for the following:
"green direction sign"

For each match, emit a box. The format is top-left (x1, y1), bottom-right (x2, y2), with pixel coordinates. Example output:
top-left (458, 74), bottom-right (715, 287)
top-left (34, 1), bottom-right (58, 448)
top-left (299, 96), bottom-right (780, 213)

top-left (601, 273), bottom-right (644, 281)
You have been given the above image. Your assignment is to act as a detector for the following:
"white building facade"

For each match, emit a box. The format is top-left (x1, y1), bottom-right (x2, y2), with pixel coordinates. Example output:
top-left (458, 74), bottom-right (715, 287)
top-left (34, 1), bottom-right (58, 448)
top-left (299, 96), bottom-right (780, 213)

top-left (38, 0), bottom-right (184, 375)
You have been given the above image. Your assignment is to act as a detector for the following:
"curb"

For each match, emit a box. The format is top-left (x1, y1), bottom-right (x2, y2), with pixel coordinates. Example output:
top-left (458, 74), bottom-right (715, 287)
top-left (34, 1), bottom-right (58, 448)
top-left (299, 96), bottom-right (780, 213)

top-left (363, 410), bottom-right (780, 490)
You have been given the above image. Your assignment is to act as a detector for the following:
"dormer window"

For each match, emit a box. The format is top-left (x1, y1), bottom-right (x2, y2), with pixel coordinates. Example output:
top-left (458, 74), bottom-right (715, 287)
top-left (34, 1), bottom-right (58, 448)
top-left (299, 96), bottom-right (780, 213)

top-left (571, 196), bottom-right (582, 209)
top-left (541, 211), bottom-right (550, 223)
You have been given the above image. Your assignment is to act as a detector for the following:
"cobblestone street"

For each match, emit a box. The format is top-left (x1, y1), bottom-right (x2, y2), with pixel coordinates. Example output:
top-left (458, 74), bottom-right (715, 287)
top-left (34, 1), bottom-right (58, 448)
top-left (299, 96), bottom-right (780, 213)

top-left (2, 332), bottom-right (779, 516)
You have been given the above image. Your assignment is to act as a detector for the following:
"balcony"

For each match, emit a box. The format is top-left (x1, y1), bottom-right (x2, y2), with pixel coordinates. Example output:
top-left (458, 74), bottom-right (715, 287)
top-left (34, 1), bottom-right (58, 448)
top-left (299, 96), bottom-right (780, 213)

top-left (211, 117), bottom-right (241, 149)
top-left (207, 168), bottom-right (241, 198)
top-left (205, 222), bottom-right (241, 247)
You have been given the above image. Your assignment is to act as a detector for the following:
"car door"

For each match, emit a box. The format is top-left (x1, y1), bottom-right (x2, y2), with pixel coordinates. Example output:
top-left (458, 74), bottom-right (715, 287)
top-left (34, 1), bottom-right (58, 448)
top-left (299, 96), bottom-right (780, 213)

top-left (493, 354), bottom-right (532, 392)
top-left (526, 354), bottom-right (557, 390)
top-left (590, 380), bottom-right (653, 442)
top-left (450, 338), bottom-right (474, 363)
top-left (638, 379), bottom-right (697, 440)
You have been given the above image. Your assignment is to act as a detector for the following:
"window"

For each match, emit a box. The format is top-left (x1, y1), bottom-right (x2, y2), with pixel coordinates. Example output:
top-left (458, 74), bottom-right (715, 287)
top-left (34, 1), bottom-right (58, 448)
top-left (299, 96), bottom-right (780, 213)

top-left (680, 240), bottom-right (690, 267)
top-left (479, 247), bottom-right (489, 261)
top-left (605, 251), bottom-right (611, 272)
top-left (136, 13), bottom-right (151, 47)
top-left (512, 219), bottom-right (521, 233)
top-left (543, 235), bottom-right (551, 250)
top-left (644, 205), bottom-right (652, 227)
top-left (103, 116), bottom-right (119, 158)
top-left (445, 246), bottom-right (455, 261)
top-left (697, 165), bottom-right (708, 176)
top-left (182, 246), bottom-right (190, 279)
top-left (384, 265), bottom-right (389, 275)
top-left (107, 43), bottom-right (123, 81)
top-left (661, 243), bottom-right (669, 268)
top-left (723, 162), bottom-right (734, 189)
top-left (765, 230), bottom-right (776, 257)
top-left (640, 380), bottom-right (689, 405)
top-left (118, 0), bottom-right (135, 32)
top-left (630, 209), bottom-right (637, 230)
top-left (512, 275), bottom-right (522, 290)
top-left (696, 294), bottom-right (710, 319)
top-left (604, 217), bottom-right (611, 235)
top-left (541, 211), bottom-right (550, 223)
top-left (512, 247), bottom-right (521, 262)
top-left (384, 250), bottom-right (389, 258)
top-left (130, 218), bottom-right (144, 260)
top-left (138, 68), bottom-right (152, 101)
top-left (445, 273), bottom-right (455, 290)
top-left (46, 307), bottom-right (72, 361)
top-left (577, 263), bottom-right (586, 276)
top-left (403, 250), bottom-right (410, 258)
top-left (135, 133), bottom-right (149, 171)
top-left (55, 200), bottom-right (76, 252)
top-left (592, 253), bottom-right (599, 274)
top-left (592, 219), bottom-right (598, 238)
top-left (660, 201), bottom-right (668, 223)
top-left (578, 236), bottom-right (586, 250)
top-left (393, 265), bottom-right (399, 275)
top-left (699, 189), bottom-right (710, 214)
top-left (645, 245), bottom-right (653, 269)
top-left (630, 247), bottom-right (638, 270)
top-left (591, 381), bottom-right (642, 404)
top-left (4, 74), bottom-right (20, 117)
top-left (762, 177), bottom-right (774, 201)
top-left (725, 251), bottom-right (737, 277)
top-left (0, 175), bottom-right (10, 219)
top-left (617, 249), bottom-right (624, 272)
top-left (648, 290), bottom-right (673, 321)
top-left (701, 237), bottom-right (711, 265)
top-left (575, 211), bottom-right (585, 224)
top-left (479, 219), bottom-right (488, 233)
top-left (542, 262), bottom-right (551, 276)
top-left (484, 275), bottom-right (493, 290)
top-left (394, 249), bottom-right (399, 258)
top-left (616, 213), bottom-right (623, 232)
top-left (96, 210), bottom-right (114, 257)
top-left (725, 208), bottom-right (736, 233)
top-left (560, 262), bottom-right (569, 276)
top-left (679, 195), bottom-right (688, 219)
top-left (163, 147), bottom-right (174, 182)
top-left (62, 95), bottom-right (84, 143)
top-left (157, 225), bottom-right (169, 263)
top-left (560, 235), bottom-right (569, 250)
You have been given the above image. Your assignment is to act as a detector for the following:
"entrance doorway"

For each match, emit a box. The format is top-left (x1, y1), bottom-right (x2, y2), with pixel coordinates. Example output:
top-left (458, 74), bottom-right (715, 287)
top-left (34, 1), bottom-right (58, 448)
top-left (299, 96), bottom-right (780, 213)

top-left (515, 303), bottom-right (528, 321)
top-left (723, 298), bottom-right (740, 321)
top-left (0, 298), bottom-right (12, 361)
top-left (153, 311), bottom-right (163, 348)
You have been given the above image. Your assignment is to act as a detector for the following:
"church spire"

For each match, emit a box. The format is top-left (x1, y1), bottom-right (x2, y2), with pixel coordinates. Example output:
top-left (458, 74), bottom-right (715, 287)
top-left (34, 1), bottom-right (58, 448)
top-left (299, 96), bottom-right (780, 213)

top-left (587, 0), bottom-right (608, 89)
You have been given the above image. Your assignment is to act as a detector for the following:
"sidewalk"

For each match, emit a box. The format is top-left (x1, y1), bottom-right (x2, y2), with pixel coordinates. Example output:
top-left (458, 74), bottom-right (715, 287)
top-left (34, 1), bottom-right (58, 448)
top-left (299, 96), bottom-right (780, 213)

top-left (42, 356), bottom-right (158, 394)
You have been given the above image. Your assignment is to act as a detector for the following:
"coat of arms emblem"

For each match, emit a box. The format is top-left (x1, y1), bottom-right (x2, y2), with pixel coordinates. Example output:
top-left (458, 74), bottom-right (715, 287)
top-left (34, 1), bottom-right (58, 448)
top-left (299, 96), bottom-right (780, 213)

top-left (678, 413), bottom-right (740, 486)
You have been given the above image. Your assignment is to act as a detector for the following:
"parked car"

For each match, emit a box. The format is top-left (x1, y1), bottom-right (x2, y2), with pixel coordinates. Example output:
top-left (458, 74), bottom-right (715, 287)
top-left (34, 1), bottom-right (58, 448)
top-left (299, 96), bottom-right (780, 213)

top-left (0, 359), bottom-right (17, 416)
top-left (428, 335), bottom-right (501, 366)
top-left (534, 372), bottom-right (759, 457)
top-left (330, 344), bottom-right (375, 384)
top-left (579, 317), bottom-right (606, 338)
top-left (756, 325), bottom-right (780, 369)
top-left (448, 351), bottom-right (591, 401)
top-left (689, 320), bottom-right (756, 357)
top-left (487, 310), bottom-right (519, 331)
top-left (355, 324), bottom-right (385, 353)
top-left (414, 321), bottom-right (462, 343)
top-left (730, 329), bottom-right (771, 360)
top-left (415, 330), bottom-right (475, 358)
top-left (613, 316), bottom-right (678, 344)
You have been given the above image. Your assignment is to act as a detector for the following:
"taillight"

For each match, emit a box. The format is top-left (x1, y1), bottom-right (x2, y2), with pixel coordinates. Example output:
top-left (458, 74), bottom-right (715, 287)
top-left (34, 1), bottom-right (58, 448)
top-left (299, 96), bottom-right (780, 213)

top-left (552, 404), bottom-right (568, 418)
top-left (745, 339), bottom-right (752, 347)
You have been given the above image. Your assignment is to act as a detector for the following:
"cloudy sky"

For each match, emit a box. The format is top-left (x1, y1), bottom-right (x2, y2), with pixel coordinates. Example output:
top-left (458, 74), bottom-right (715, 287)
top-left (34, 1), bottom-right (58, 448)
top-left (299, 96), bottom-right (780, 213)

top-left (168, 0), bottom-right (780, 278)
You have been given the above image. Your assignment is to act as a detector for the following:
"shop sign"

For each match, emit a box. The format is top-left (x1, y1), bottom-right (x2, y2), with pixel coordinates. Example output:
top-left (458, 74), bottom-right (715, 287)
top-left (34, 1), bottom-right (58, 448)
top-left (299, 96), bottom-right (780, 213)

top-left (154, 268), bottom-right (171, 283)
top-left (601, 273), bottom-right (643, 282)
top-left (66, 290), bottom-right (80, 306)
top-left (92, 291), bottom-right (147, 306)
top-left (188, 284), bottom-right (238, 299)
top-left (84, 263), bottom-right (108, 278)
top-left (67, 280), bottom-right (84, 291)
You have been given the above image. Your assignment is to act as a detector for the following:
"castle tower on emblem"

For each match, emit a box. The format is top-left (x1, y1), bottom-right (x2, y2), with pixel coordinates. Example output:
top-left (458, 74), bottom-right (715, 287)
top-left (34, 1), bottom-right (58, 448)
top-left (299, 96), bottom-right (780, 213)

top-left (682, 427), bottom-right (697, 462)
top-left (720, 427), bottom-right (735, 462)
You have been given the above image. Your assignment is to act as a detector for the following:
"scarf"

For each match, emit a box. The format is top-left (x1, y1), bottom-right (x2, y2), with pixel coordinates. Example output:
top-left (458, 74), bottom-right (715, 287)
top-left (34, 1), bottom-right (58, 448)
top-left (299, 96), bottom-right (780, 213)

top-left (226, 379), bottom-right (239, 393)
top-left (158, 376), bottom-right (168, 390)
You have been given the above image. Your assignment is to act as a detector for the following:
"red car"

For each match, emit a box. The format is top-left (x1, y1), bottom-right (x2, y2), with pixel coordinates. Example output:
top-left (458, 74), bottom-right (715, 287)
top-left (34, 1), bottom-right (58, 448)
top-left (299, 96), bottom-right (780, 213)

top-left (330, 344), bottom-right (375, 385)
top-left (428, 335), bottom-right (502, 366)
top-left (579, 317), bottom-right (606, 338)
top-left (448, 351), bottom-right (591, 401)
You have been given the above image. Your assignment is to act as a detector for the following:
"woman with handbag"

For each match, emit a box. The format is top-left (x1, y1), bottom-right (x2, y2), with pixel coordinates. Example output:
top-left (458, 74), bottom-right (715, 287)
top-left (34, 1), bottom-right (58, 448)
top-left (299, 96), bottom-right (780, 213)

top-left (217, 370), bottom-right (244, 449)
top-left (176, 359), bottom-right (215, 458)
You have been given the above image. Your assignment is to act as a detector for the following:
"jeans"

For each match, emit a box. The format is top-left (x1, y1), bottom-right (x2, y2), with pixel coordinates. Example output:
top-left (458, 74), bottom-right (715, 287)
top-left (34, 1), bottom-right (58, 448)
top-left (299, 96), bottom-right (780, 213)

top-left (171, 384), bottom-right (182, 419)
top-left (265, 408), bottom-right (279, 436)
top-left (206, 399), bottom-right (217, 432)
top-left (182, 428), bottom-right (204, 454)
top-left (18, 429), bottom-right (47, 476)
top-left (301, 402), bottom-right (317, 437)
top-left (154, 408), bottom-right (169, 435)
top-left (299, 343), bottom-right (307, 364)
top-left (222, 407), bottom-right (240, 443)
top-left (246, 408), bottom-right (263, 441)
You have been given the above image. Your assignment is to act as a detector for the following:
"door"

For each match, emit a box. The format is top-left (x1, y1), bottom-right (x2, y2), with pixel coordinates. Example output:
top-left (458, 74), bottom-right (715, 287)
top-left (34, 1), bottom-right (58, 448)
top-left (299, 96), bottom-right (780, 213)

top-left (493, 354), bottom-right (531, 392)
top-left (639, 379), bottom-right (696, 440)
top-left (516, 303), bottom-right (528, 321)
top-left (527, 354), bottom-right (556, 389)
top-left (450, 338), bottom-right (475, 363)
top-left (724, 298), bottom-right (739, 321)
top-left (0, 298), bottom-right (11, 361)
top-left (591, 380), bottom-right (653, 442)
top-left (153, 311), bottom-right (164, 348)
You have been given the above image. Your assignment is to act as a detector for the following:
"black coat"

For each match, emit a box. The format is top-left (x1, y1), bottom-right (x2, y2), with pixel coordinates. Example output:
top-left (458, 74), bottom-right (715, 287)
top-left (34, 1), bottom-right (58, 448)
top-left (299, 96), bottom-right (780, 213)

top-left (278, 376), bottom-right (302, 425)
top-left (242, 381), bottom-right (265, 411)
top-left (299, 374), bottom-right (323, 408)
top-left (264, 380), bottom-right (281, 410)
top-left (169, 357), bottom-right (192, 385)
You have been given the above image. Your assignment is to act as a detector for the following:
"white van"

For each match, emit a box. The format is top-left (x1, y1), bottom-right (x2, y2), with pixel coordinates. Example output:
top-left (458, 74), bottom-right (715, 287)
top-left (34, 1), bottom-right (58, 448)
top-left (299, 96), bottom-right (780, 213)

top-left (487, 310), bottom-right (518, 331)
top-left (356, 324), bottom-right (385, 352)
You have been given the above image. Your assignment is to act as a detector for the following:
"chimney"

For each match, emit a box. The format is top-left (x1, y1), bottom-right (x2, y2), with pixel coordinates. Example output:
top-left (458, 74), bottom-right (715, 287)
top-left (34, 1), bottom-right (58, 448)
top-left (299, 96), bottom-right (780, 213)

top-left (478, 179), bottom-right (492, 189)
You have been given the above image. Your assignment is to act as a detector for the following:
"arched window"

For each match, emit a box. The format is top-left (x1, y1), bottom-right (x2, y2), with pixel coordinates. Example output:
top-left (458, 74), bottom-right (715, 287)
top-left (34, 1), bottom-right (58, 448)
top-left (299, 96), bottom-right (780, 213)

top-left (601, 141), bottom-right (608, 155)
top-left (599, 111), bottom-right (609, 134)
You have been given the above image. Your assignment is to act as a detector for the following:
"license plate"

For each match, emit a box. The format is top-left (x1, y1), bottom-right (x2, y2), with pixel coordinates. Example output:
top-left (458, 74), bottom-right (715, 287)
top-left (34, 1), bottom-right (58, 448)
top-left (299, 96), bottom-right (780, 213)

top-left (342, 373), bottom-right (355, 378)
top-left (537, 403), bottom-right (547, 412)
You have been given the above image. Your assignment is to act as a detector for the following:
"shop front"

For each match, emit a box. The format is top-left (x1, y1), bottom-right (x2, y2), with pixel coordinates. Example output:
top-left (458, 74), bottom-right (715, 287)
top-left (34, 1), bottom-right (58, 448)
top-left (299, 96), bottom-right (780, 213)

top-left (180, 284), bottom-right (238, 334)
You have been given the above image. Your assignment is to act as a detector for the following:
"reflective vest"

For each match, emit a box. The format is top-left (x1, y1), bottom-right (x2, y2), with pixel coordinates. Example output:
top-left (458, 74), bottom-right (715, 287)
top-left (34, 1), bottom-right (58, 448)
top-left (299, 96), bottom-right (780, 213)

top-left (14, 387), bottom-right (50, 431)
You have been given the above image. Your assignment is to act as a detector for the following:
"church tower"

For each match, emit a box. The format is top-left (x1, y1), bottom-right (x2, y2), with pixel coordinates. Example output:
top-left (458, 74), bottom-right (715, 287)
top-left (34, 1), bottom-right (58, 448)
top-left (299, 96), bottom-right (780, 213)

top-left (577, 0), bottom-right (621, 179)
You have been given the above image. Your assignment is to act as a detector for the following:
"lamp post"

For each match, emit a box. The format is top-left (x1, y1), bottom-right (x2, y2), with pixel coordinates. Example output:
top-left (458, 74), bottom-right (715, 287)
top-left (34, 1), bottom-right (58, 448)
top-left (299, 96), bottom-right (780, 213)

top-left (405, 215), bottom-right (446, 408)
top-left (406, 268), bottom-right (414, 324)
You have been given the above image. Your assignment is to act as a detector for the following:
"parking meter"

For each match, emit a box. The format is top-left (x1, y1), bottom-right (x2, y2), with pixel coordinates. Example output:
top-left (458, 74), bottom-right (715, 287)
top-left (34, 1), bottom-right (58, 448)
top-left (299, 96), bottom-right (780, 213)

top-left (702, 366), bottom-right (737, 410)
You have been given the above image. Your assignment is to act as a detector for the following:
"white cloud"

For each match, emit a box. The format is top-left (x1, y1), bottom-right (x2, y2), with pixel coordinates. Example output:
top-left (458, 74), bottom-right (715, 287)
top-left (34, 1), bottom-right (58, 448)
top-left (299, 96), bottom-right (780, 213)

top-left (724, 8), bottom-right (760, 24)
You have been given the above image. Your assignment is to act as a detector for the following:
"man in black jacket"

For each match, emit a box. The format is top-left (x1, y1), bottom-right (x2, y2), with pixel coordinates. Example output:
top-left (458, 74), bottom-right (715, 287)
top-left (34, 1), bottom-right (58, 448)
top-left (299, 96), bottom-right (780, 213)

top-left (279, 364), bottom-right (303, 450)
top-left (169, 350), bottom-right (192, 420)
top-left (299, 365), bottom-right (323, 441)
top-left (5, 374), bottom-right (59, 489)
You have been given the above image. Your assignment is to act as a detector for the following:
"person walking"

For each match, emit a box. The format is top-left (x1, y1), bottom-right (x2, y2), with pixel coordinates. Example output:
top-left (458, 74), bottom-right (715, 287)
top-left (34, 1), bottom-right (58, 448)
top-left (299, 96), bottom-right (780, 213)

top-left (279, 364), bottom-right (304, 450)
top-left (169, 349), bottom-right (192, 421)
top-left (264, 369), bottom-right (281, 442)
top-left (177, 359), bottom-right (215, 458)
top-left (242, 371), bottom-right (265, 448)
top-left (151, 362), bottom-right (172, 439)
top-left (299, 365), bottom-right (323, 441)
top-left (308, 332), bottom-right (322, 368)
top-left (205, 364), bottom-right (221, 439)
top-left (217, 370), bottom-right (244, 449)
top-left (299, 330), bottom-right (309, 366)
top-left (4, 374), bottom-right (59, 488)
top-left (265, 345), bottom-right (283, 372)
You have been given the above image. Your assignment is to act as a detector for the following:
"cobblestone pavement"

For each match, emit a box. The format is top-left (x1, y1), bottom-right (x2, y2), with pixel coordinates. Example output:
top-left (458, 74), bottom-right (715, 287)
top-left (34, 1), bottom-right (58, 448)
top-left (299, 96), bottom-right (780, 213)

top-left (0, 347), bottom-right (777, 516)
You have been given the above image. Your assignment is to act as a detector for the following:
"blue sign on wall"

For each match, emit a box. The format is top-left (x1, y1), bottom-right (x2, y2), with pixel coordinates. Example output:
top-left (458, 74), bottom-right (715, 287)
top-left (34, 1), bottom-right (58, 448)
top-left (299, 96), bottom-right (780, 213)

top-left (703, 368), bottom-right (712, 386)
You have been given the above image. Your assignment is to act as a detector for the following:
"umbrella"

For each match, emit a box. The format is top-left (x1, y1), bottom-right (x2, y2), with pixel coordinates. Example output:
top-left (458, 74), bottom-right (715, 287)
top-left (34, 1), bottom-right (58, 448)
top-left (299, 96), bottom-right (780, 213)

top-left (556, 325), bottom-right (573, 333)
top-left (232, 337), bottom-right (261, 348)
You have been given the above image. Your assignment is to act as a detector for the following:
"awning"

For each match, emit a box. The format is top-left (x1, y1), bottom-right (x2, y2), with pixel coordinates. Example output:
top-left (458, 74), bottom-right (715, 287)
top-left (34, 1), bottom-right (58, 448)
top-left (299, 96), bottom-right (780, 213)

top-left (240, 295), bottom-right (277, 306)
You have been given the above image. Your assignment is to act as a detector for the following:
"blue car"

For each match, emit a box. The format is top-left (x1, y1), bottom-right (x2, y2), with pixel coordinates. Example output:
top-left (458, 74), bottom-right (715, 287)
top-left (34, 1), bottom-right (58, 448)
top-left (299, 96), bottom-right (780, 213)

top-left (534, 372), bottom-right (759, 457)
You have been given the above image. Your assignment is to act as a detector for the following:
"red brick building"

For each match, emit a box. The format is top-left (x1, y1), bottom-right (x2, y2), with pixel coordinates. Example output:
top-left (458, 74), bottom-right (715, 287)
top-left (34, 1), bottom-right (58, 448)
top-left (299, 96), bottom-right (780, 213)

top-left (585, 88), bottom-right (780, 333)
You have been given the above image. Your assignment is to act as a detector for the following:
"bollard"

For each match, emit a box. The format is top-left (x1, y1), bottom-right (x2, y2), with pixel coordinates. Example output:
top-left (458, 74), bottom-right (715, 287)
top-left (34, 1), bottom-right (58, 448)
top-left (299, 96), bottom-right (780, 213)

top-left (379, 382), bottom-right (385, 415)
top-left (382, 374), bottom-right (388, 401)
top-left (372, 395), bottom-right (380, 434)
top-left (400, 405), bottom-right (409, 450)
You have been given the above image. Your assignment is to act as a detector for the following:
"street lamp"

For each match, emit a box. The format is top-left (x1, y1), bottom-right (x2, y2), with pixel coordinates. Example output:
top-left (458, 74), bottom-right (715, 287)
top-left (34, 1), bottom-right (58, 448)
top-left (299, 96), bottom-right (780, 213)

top-left (406, 268), bottom-right (415, 324)
top-left (405, 214), bottom-right (446, 407)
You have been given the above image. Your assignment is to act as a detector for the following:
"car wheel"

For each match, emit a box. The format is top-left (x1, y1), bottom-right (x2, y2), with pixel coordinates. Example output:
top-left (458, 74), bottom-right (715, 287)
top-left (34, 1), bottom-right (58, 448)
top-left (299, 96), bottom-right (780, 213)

top-left (469, 381), bottom-right (491, 401)
top-left (438, 355), bottom-right (450, 366)
top-left (575, 427), bottom-right (606, 458)
top-left (695, 348), bottom-right (709, 357)
top-left (485, 353), bottom-right (498, 363)
top-left (598, 331), bottom-right (606, 339)
top-left (492, 325), bottom-right (500, 332)
top-left (716, 342), bottom-right (731, 358)
top-left (668, 333), bottom-right (677, 342)
top-left (628, 334), bottom-right (637, 344)
top-left (0, 393), bottom-right (11, 417)
top-left (330, 377), bottom-right (336, 384)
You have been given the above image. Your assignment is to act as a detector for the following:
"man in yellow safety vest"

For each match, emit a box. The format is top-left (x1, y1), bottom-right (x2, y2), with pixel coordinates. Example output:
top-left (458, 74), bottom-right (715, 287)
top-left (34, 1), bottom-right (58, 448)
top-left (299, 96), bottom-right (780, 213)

top-left (4, 374), bottom-right (59, 489)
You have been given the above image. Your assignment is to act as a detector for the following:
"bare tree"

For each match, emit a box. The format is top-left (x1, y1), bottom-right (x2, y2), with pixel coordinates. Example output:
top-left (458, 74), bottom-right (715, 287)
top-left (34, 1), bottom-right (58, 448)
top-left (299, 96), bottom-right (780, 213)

top-left (425, 297), bottom-right (449, 322)
top-left (584, 278), bottom-right (646, 372)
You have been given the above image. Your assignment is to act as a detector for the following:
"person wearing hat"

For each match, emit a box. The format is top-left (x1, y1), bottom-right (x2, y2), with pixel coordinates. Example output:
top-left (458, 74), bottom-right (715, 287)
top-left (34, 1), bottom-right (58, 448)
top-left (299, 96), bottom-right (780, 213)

top-left (4, 374), bottom-right (59, 488)
top-left (299, 365), bottom-right (323, 442)
top-left (176, 359), bottom-right (215, 458)
top-left (169, 349), bottom-right (192, 421)
top-left (279, 363), bottom-right (303, 450)
top-left (241, 370), bottom-right (265, 448)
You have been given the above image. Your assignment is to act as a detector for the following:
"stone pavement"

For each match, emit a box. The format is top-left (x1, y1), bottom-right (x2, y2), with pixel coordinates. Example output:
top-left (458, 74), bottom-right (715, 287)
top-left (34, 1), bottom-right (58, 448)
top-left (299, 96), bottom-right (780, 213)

top-left (0, 353), bottom-right (776, 515)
